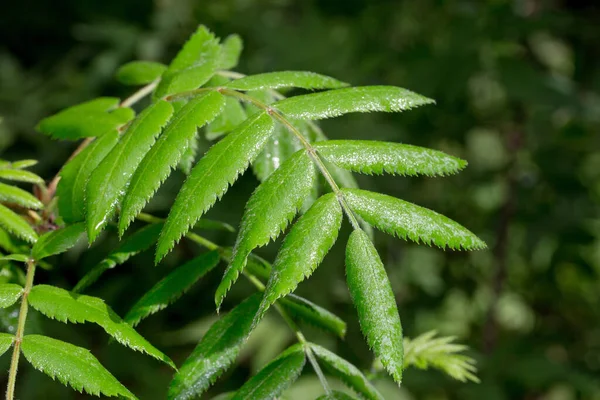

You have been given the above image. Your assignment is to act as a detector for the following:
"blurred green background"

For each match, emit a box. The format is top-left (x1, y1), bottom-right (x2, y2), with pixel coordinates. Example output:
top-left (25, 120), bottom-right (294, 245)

top-left (1, 0), bottom-right (600, 399)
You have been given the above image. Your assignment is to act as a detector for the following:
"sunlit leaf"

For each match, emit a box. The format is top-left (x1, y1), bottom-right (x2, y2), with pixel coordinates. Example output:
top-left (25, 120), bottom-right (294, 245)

top-left (0, 284), bottom-right (22, 308)
top-left (219, 35), bottom-right (243, 70)
top-left (0, 203), bottom-right (37, 243)
top-left (0, 182), bottom-right (43, 209)
top-left (32, 222), bottom-right (86, 260)
top-left (0, 332), bottom-right (13, 357)
top-left (0, 169), bottom-right (44, 185)
top-left (279, 294), bottom-right (346, 338)
top-left (116, 61), bottom-right (167, 86)
top-left (226, 71), bottom-right (347, 91)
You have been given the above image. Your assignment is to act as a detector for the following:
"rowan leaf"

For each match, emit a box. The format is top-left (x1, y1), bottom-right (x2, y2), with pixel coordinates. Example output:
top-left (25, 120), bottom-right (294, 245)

top-left (275, 86), bottom-right (434, 120)
top-left (310, 343), bottom-right (384, 400)
top-left (0, 332), bottom-right (13, 357)
top-left (0, 203), bottom-right (38, 243)
top-left (226, 71), bottom-right (347, 92)
top-left (156, 111), bottom-right (275, 262)
top-left (279, 294), bottom-right (346, 338)
top-left (28, 285), bottom-right (175, 368)
top-left (125, 251), bottom-right (220, 326)
top-left (116, 61), bottom-right (167, 86)
top-left (259, 193), bottom-right (342, 318)
top-left (216, 150), bottom-right (316, 309)
top-left (0, 254), bottom-right (28, 263)
top-left (342, 189), bottom-right (486, 250)
top-left (21, 335), bottom-right (137, 399)
top-left (315, 140), bottom-right (467, 177)
top-left (57, 130), bottom-right (120, 223)
top-left (0, 182), bottom-right (44, 209)
top-left (119, 92), bottom-right (225, 235)
top-left (32, 222), bottom-right (86, 260)
top-left (346, 230), bottom-right (403, 384)
top-left (0, 283), bottom-right (23, 308)
top-left (86, 100), bottom-right (174, 242)
top-left (219, 34), bottom-right (243, 70)
top-left (0, 169), bottom-right (44, 185)
top-left (169, 294), bottom-right (261, 400)
top-left (316, 391), bottom-right (358, 400)
top-left (206, 97), bottom-right (247, 140)
top-left (36, 98), bottom-right (134, 140)
top-left (10, 160), bottom-right (38, 169)
top-left (231, 344), bottom-right (305, 400)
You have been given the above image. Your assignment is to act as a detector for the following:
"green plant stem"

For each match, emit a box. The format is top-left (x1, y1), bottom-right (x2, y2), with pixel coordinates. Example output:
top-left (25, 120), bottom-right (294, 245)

top-left (6, 258), bottom-right (36, 400)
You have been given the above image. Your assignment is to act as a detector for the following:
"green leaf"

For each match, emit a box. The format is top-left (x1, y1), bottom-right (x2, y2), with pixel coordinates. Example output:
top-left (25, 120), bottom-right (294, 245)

top-left (10, 159), bottom-right (38, 169)
top-left (57, 131), bottom-right (120, 223)
top-left (0, 254), bottom-right (28, 263)
top-left (169, 294), bottom-right (261, 400)
top-left (36, 98), bottom-right (135, 140)
top-left (28, 285), bottom-right (175, 368)
top-left (310, 343), bottom-right (384, 400)
top-left (346, 229), bottom-right (403, 384)
top-left (315, 140), bottom-right (467, 177)
top-left (219, 34), bottom-right (243, 69)
top-left (231, 344), bottom-right (305, 400)
top-left (178, 132), bottom-right (200, 175)
top-left (0, 182), bottom-right (44, 209)
top-left (0, 283), bottom-right (23, 308)
top-left (316, 391), bottom-right (358, 400)
top-left (119, 92), bottom-right (225, 235)
top-left (216, 150), bottom-right (316, 309)
top-left (86, 100), bottom-right (174, 242)
top-left (342, 189), bottom-right (486, 250)
top-left (279, 294), bottom-right (346, 338)
top-left (195, 219), bottom-right (235, 233)
top-left (206, 97), bottom-right (247, 140)
top-left (156, 111), bottom-right (275, 262)
top-left (259, 193), bottom-right (342, 318)
top-left (0, 332), bottom-right (14, 357)
top-left (116, 61), bottom-right (167, 86)
top-left (74, 223), bottom-right (163, 293)
top-left (0, 169), bottom-right (44, 185)
top-left (275, 86), bottom-right (434, 120)
top-left (155, 26), bottom-right (221, 98)
top-left (32, 222), bottom-right (86, 260)
top-left (21, 335), bottom-right (136, 399)
top-left (0, 203), bottom-right (38, 243)
top-left (226, 71), bottom-right (347, 92)
top-left (125, 251), bottom-right (220, 326)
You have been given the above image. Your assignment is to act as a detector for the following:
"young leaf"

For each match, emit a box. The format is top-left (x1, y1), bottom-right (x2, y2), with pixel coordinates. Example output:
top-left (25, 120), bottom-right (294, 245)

top-left (10, 159), bottom-right (38, 169)
top-left (206, 97), bottom-right (247, 140)
top-left (119, 92), bottom-right (225, 235)
top-left (342, 189), bottom-right (486, 250)
top-left (169, 294), bottom-right (262, 400)
top-left (279, 294), bottom-right (346, 339)
top-left (231, 344), bottom-right (305, 400)
top-left (310, 343), bottom-right (384, 400)
top-left (346, 229), bottom-right (403, 384)
top-left (86, 100), bottom-right (174, 242)
top-left (73, 223), bottom-right (163, 293)
top-left (216, 150), bottom-right (316, 309)
top-left (116, 61), bottom-right (167, 86)
top-left (178, 133), bottom-right (200, 175)
top-left (315, 140), bottom-right (467, 177)
top-left (316, 391), bottom-right (358, 400)
top-left (0, 254), bottom-right (29, 263)
top-left (218, 34), bottom-right (243, 69)
top-left (0, 283), bottom-right (23, 308)
top-left (0, 203), bottom-right (38, 243)
top-left (155, 26), bottom-right (220, 98)
top-left (21, 335), bottom-right (136, 399)
top-left (57, 130), bottom-right (120, 223)
top-left (36, 97), bottom-right (135, 140)
top-left (0, 332), bottom-right (13, 357)
top-left (156, 111), bottom-right (275, 262)
top-left (259, 193), bottom-right (342, 318)
top-left (275, 86), bottom-right (434, 120)
top-left (125, 251), bottom-right (220, 326)
top-left (0, 169), bottom-right (44, 185)
top-left (225, 71), bottom-right (347, 92)
top-left (28, 285), bottom-right (175, 368)
top-left (32, 222), bottom-right (86, 260)
top-left (0, 182), bottom-right (44, 209)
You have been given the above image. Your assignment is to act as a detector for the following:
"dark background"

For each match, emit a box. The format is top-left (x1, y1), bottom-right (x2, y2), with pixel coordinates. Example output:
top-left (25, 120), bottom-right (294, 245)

top-left (1, 0), bottom-right (599, 399)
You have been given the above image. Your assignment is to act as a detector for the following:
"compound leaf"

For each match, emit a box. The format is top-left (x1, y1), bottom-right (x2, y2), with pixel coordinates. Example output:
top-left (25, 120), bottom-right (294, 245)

top-left (0, 182), bottom-right (44, 209)
top-left (346, 229), bottom-right (403, 385)
top-left (0, 333), bottom-right (13, 357)
top-left (279, 294), bottom-right (346, 339)
top-left (32, 222), bottom-right (85, 260)
top-left (0, 203), bottom-right (37, 243)
top-left (219, 34), bottom-right (243, 69)
top-left (225, 71), bottom-right (347, 91)
top-left (116, 61), bottom-right (167, 86)
top-left (0, 283), bottom-right (23, 308)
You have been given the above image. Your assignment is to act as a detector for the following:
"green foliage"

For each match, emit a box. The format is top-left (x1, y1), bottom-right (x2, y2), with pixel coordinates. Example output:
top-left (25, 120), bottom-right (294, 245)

top-left (225, 71), bottom-right (348, 91)
top-left (116, 61), bottom-right (167, 86)
top-left (218, 34), bottom-right (243, 69)
top-left (0, 182), bottom-right (43, 209)
top-left (0, 169), bottom-right (44, 185)
top-left (0, 284), bottom-right (23, 308)
top-left (0, 333), bottom-right (14, 357)
top-left (0, 203), bottom-right (38, 243)
top-left (32, 223), bottom-right (86, 260)
top-left (279, 294), bottom-right (346, 339)
top-left (316, 391), bottom-right (358, 400)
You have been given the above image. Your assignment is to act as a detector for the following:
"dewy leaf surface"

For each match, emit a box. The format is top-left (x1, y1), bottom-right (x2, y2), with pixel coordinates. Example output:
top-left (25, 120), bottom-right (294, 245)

top-left (86, 100), bottom-right (174, 242)
top-left (0, 182), bottom-right (44, 209)
top-left (156, 111), bottom-right (275, 262)
top-left (116, 61), bottom-right (167, 86)
top-left (275, 86), bottom-right (434, 120)
top-left (231, 344), bottom-right (305, 400)
top-left (346, 230), bottom-right (403, 384)
top-left (125, 251), bottom-right (220, 326)
top-left (57, 131), bottom-right (120, 223)
top-left (28, 285), bottom-right (175, 368)
top-left (279, 294), bottom-right (346, 338)
top-left (32, 222), bottom-right (86, 260)
top-left (310, 343), bottom-right (385, 400)
top-left (206, 97), bottom-right (247, 140)
top-left (169, 294), bottom-right (262, 400)
top-left (119, 92), bottom-right (225, 235)
top-left (342, 189), bottom-right (486, 250)
top-left (0, 283), bottom-right (23, 308)
top-left (0, 203), bottom-right (38, 243)
top-left (225, 71), bottom-right (348, 91)
top-left (315, 140), bottom-right (467, 177)
top-left (218, 34), bottom-right (243, 69)
top-left (260, 193), bottom-right (342, 317)
top-left (21, 335), bottom-right (136, 399)
top-left (0, 332), bottom-right (13, 357)
top-left (216, 150), bottom-right (316, 309)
